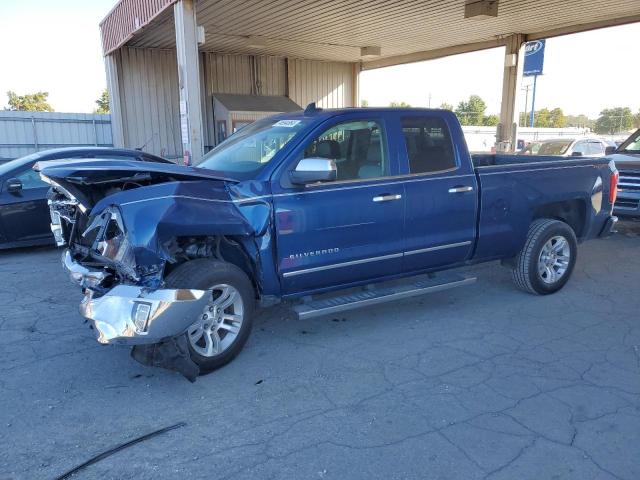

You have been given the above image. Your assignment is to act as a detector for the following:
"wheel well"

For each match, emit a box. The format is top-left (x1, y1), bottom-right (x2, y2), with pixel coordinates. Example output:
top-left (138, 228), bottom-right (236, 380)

top-left (163, 236), bottom-right (260, 296)
top-left (532, 200), bottom-right (586, 238)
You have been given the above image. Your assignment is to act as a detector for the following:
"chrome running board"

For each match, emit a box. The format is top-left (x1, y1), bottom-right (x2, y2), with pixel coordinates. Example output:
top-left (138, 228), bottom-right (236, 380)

top-left (293, 273), bottom-right (476, 320)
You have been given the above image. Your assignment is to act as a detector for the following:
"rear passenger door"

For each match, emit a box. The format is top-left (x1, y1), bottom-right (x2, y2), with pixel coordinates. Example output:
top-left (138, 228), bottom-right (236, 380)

top-left (399, 114), bottom-right (478, 272)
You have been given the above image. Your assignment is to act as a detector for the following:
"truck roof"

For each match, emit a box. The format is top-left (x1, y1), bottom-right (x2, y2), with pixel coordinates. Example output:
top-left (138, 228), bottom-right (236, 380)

top-left (273, 106), bottom-right (453, 121)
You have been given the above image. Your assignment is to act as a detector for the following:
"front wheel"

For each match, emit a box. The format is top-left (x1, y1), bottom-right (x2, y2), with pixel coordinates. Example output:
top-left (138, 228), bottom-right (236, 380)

top-left (164, 259), bottom-right (255, 374)
top-left (511, 218), bottom-right (577, 295)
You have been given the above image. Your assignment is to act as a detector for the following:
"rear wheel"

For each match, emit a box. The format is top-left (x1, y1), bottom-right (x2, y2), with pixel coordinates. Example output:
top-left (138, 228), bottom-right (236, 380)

top-left (511, 218), bottom-right (577, 295)
top-left (164, 259), bottom-right (255, 374)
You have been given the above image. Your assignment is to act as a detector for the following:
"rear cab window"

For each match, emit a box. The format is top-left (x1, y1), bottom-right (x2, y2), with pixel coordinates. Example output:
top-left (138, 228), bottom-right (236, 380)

top-left (400, 116), bottom-right (457, 174)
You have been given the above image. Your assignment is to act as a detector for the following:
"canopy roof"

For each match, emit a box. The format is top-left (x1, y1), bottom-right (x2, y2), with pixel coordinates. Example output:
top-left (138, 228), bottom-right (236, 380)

top-left (101, 0), bottom-right (640, 68)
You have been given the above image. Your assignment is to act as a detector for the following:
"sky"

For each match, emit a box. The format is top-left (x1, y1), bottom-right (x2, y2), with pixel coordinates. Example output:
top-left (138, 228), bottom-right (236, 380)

top-left (361, 22), bottom-right (640, 118)
top-left (0, 0), bottom-right (115, 113)
top-left (0, 1), bottom-right (638, 119)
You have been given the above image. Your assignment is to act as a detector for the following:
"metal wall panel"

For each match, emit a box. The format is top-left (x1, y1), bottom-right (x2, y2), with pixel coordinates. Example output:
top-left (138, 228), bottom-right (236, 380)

top-left (115, 47), bottom-right (182, 159)
top-left (202, 52), bottom-right (287, 96)
top-left (201, 52), bottom-right (287, 149)
top-left (110, 47), bottom-right (355, 157)
top-left (288, 59), bottom-right (355, 109)
top-left (0, 112), bottom-right (112, 162)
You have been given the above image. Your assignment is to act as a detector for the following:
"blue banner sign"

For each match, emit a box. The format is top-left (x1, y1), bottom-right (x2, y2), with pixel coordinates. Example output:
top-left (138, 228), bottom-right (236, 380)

top-left (523, 39), bottom-right (545, 76)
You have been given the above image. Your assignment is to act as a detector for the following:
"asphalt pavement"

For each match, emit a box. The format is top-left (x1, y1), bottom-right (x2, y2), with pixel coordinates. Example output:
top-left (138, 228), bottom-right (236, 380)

top-left (1, 221), bottom-right (639, 480)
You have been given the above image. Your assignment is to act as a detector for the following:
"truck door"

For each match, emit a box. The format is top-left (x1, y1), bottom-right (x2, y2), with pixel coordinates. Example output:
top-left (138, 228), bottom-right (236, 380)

top-left (273, 114), bottom-right (404, 295)
top-left (399, 113), bottom-right (477, 272)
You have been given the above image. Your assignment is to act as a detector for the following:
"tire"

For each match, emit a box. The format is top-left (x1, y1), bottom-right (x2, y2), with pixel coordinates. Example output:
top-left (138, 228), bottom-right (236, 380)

top-left (511, 218), bottom-right (578, 295)
top-left (164, 259), bottom-right (255, 374)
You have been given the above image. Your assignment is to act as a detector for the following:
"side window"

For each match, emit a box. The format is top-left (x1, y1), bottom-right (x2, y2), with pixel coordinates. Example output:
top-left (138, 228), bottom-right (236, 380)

top-left (588, 142), bottom-right (604, 155)
top-left (16, 168), bottom-right (46, 190)
top-left (401, 117), bottom-right (456, 174)
top-left (572, 141), bottom-right (588, 155)
top-left (303, 120), bottom-right (387, 181)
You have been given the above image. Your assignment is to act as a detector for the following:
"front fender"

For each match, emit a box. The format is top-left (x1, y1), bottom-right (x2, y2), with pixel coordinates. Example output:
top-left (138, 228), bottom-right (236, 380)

top-left (88, 180), bottom-right (272, 285)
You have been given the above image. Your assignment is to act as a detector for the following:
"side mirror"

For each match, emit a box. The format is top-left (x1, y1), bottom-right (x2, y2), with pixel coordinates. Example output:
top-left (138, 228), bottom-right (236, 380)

top-left (605, 146), bottom-right (617, 155)
top-left (290, 158), bottom-right (337, 185)
top-left (6, 178), bottom-right (22, 193)
top-left (571, 151), bottom-right (583, 157)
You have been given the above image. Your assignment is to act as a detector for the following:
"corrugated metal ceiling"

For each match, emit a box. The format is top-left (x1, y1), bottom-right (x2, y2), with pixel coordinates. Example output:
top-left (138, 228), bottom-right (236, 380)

top-left (123, 0), bottom-right (640, 65)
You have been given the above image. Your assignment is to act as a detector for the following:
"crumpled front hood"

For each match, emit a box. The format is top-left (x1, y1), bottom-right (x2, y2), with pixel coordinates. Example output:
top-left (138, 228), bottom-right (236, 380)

top-left (35, 158), bottom-right (236, 184)
top-left (36, 158), bottom-right (239, 212)
top-left (92, 179), bottom-right (272, 237)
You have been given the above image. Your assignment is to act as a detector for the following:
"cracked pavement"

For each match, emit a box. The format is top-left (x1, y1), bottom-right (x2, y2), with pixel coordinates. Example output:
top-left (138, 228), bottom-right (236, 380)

top-left (1, 221), bottom-right (639, 480)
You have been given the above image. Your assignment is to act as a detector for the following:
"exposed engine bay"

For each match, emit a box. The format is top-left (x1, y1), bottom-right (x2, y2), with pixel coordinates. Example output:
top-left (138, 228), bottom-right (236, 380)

top-left (38, 158), bottom-right (273, 293)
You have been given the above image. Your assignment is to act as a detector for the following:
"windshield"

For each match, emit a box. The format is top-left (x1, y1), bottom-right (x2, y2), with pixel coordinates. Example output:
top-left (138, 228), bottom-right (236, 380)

top-left (619, 130), bottom-right (640, 153)
top-left (197, 117), bottom-right (309, 175)
top-left (537, 140), bottom-right (572, 155)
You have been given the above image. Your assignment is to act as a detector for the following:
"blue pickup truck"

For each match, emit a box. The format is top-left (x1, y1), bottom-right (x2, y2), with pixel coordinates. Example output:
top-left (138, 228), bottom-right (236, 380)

top-left (37, 106), bottom-right (618, 379)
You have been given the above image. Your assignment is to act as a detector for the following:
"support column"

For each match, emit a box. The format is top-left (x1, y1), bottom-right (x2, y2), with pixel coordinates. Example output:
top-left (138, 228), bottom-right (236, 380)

top-left (352, 62), bottom-right (361, 107)
top-left (497, 34), bottom-right (525, 152)
top-left (174, 0), bottom-right (204, 164)
top-left (104, 52), bottom-right (125, 148)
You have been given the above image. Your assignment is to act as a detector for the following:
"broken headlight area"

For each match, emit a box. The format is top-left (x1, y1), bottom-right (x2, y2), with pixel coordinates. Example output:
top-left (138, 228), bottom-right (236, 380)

top-left (80, 207), bottom-right (140, 282)
top-left (62, 249), bottom-right (112, 290)
top-left (48, 190), bottom-right (80, 247)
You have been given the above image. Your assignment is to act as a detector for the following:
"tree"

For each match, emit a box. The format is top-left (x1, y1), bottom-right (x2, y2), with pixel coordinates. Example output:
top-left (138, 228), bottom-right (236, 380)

top-left (439, 102), bottom-right (453, 111)
top-left (6, 91), bottom-right (53, 112)
top-left (594, 107), bottom-right (634, 135)
top-left (455, 95), bottom-right (486, 126)
top-left (634, 110), bottom-right (640, 129)
top-left (360, 99), bottom-right (369, 107)
top-left (518, 107), bottom-right (566, 128)
top-left (95, 88), bottom-right (110, 114)
top-left (549, 108), bottom-right (566, 128)
top-left (483, 114), bottom-right (499, 126)
top-left (389, 101), bottom-right (411, 108)
top-left (566, 114), bottom-right (594, 129)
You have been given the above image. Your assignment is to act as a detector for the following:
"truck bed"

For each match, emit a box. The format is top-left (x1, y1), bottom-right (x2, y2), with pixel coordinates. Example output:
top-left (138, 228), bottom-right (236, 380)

top-left (469, 152), bottom-right (613, 263)
top-left (471, 153), bottom-right (608, 168)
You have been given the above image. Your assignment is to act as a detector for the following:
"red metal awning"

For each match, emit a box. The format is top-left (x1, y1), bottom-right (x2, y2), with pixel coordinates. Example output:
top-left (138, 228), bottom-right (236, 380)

top-left (100, 0), bottom-right (177, 55)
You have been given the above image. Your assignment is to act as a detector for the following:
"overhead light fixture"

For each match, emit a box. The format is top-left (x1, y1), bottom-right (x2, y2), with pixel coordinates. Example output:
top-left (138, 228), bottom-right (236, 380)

top-left (464, 0), bottom-right (498, 19)
top-left (246, 35), bottom-right (267, 49)
top-left (360, 46), bottom-right (381, 58)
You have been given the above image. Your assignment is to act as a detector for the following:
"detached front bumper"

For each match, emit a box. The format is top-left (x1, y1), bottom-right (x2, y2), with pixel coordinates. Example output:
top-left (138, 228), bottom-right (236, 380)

top-left (62, 250), bottom-right (209, 345)
top-left (80, 286), bottom-right (210, 345)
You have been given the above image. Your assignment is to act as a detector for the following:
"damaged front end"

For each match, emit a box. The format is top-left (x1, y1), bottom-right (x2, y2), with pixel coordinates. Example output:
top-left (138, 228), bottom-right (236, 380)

top-left (37, 159), bottom-right (274, 379)
top-left (55, 202), bottom-right (216, 349)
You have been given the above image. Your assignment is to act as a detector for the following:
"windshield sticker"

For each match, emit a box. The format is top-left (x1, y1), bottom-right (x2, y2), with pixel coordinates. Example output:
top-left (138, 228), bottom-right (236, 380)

top-left (273, 120), bottom-right (301, 128)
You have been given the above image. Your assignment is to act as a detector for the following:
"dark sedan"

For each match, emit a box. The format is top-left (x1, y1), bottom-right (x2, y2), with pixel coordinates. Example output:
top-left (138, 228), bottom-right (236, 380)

top-left (0, 147), bottom-right (170, 249)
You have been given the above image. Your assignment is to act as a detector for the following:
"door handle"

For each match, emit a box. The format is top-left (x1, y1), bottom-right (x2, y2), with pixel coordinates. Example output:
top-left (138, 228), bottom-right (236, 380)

top-left (448, 186), bottom-right (474, 193)
top-left (373, 194), bottom-right (402, 202)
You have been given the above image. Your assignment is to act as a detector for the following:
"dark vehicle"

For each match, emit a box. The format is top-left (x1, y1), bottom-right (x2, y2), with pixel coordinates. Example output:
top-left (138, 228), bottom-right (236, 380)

top-left (0, 147), bottom-right (170, 249)
top-left (38, 107), bottom-right (618, 379)
top-left (608, 129), bottom-right (640, 217)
